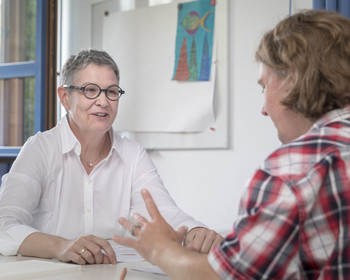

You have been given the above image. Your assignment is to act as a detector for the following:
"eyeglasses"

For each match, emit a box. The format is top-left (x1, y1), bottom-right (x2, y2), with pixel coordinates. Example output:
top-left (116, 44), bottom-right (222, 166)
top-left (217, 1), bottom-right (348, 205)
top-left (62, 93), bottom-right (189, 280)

top-left (63, 83), bottom-right (125, 101)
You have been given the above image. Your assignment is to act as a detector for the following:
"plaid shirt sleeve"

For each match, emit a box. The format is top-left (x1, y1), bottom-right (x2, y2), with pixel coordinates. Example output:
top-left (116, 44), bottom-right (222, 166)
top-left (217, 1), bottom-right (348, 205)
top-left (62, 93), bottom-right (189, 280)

top-left (209, 169), bottom-right (300, 279)
top-left (208, 147), bottom-right (350, 279)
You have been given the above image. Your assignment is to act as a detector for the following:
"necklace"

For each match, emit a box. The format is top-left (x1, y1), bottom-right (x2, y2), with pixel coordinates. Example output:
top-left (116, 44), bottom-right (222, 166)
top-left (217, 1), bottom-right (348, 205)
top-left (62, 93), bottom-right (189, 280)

top-left (80, 156), bottom-right (102, 167)
top-left (80, 136), bottom-right (110, 168)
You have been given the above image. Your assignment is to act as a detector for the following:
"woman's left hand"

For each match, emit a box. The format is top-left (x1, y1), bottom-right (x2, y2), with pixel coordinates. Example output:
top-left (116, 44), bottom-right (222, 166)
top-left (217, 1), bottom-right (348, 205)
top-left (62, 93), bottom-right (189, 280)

top-left (183, 227), bottom-right (224, 253)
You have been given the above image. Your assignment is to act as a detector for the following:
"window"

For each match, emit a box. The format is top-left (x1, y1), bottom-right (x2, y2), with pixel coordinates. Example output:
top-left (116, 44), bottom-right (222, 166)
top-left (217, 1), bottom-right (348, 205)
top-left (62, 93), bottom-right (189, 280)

top-left (0, 0), bottom-right (57, 180)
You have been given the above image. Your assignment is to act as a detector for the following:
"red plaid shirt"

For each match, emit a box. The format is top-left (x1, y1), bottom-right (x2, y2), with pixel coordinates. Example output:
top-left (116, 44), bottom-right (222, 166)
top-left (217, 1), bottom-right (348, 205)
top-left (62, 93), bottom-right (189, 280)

top-left (209, 106), bottom-right (350, 279)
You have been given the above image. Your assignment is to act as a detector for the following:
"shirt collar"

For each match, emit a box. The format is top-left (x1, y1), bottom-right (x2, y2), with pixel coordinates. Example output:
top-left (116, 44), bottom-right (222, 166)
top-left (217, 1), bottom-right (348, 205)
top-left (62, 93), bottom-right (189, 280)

top-left (110, 128), bottom-right (122, 157)
top-left (60, 114), bottom-right (122, 157)
top-left (312, 104), bottom-right (350, 131)
top-left (60, 115), bottom-right (81, 155)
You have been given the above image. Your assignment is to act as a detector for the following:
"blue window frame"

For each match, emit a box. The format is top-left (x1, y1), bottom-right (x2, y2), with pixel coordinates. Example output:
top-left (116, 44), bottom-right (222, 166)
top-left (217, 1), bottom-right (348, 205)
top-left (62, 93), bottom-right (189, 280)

top-left (0, 0), bottom-right (47, 159)
top-left (313, 0), bottom-right (350, 18)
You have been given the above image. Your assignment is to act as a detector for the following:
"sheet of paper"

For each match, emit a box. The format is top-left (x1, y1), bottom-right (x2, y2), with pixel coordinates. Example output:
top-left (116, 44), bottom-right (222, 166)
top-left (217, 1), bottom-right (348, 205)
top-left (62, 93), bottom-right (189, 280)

top-left (113, 244), bottom-right (145, 263)
top-left (132, 265), bottom-right (166, 276)
top-left (112, 245), bottom-right (166, 275)
top-left (0, 260), bottom-right (80, 280)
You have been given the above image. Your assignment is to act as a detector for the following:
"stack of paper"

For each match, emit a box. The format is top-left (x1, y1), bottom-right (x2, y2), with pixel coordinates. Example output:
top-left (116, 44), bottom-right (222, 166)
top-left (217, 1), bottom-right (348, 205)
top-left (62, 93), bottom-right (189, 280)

top-left (112, 245), bottom-right (145, 262)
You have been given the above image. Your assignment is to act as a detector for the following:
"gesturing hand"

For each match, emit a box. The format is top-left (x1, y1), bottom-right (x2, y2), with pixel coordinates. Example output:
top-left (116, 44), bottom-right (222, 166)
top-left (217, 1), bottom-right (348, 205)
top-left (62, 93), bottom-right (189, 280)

top-left (112, 189), bottom-right (188, 265)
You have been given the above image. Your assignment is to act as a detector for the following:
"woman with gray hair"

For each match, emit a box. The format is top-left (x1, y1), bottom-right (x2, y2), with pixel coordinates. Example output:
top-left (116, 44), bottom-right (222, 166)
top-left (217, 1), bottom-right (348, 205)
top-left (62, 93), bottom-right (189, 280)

top-left (0, 49), bottom-right (223, 265)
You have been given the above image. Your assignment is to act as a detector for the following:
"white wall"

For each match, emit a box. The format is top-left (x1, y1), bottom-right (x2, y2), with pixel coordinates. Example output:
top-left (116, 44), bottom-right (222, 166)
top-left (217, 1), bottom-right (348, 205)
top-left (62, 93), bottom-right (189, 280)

top-left (60, 0), bottom-right (312, 232)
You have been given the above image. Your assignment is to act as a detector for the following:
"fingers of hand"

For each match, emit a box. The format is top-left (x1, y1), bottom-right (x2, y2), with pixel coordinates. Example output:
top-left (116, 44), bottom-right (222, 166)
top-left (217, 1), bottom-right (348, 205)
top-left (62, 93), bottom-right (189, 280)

top-left (69, 246), bottom-right (90, 265)
top-left (186, 236), bottom-right (203, 253)
top-left (103, 254), bottom-right (112, 264)
top-left (177, 226), bottom-right (189, 243)
top-left (211, 234), bottom-right (224, 250)
top-left (128, 212), bottom-right (153, 237)
top-left (90, 235), bottom-right (117, 264)
top-left (119, 217), bottom-right (140, 236)
top-left (199, 231), bottom-right (223, 253)
top-left (201, 230), bottom-right (220, 253)
top-left (185, 229), bottom-right (220, 253)
top-left (112, 234), bottom-right (136, 249)
top-left (184, 228), bottom-right (202, 246)
top-left (72, 254), bottom-right (87, 265)
top-left (118, 217), bottom-right (132, 229)
top-left (130, 213), bottom-right (147, 226)
top-left (199, 239), bottom-right (214, 254)
top-left (116, 218), bottom-right (141, 246)
top-left (73, 235), bottom-right (115, 265)
top-left (141, 189), bottom-right (162, 219)
top-left (129, 224), bottom-right (141, 236)
top-left (77, 247), bottom-right (98, 264)
top-left (78, 248), bottom-right (86, 254)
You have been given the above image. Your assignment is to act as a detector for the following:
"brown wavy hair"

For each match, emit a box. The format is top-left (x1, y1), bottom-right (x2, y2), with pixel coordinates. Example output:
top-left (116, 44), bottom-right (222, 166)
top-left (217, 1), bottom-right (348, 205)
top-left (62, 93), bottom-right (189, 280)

top-left (255, 10), bottom-right (350, 120)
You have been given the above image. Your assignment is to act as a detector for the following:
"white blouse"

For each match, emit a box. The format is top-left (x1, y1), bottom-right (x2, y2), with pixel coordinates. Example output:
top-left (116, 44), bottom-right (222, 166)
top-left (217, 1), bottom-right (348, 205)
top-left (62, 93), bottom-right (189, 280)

top-left (0, 115), bottom-right (205, 255)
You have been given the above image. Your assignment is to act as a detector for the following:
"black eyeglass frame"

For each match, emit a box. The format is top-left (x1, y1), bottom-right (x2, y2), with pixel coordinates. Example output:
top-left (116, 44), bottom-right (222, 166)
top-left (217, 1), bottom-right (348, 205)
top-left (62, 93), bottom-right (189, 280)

top-left (63, 83), bottom-right (125, 101)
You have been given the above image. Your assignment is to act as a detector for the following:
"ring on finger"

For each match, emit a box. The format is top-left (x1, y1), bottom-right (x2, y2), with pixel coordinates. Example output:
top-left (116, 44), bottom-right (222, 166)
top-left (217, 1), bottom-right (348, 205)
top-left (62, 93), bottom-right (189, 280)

top-left (130, 225), bottom-right (141, 236)
top-left (79, 248), bottom-right (86, 255)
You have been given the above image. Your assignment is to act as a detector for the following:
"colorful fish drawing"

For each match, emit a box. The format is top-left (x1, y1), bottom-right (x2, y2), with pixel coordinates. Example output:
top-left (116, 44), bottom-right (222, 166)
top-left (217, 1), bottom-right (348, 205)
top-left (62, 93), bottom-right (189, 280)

top-left (181, 10), bottom-right (213, 36)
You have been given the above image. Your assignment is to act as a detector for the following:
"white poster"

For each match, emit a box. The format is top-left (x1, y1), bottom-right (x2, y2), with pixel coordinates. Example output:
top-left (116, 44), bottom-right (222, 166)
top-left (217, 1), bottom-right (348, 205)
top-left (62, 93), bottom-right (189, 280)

top-left (103, 2), bottom-right (216, 132)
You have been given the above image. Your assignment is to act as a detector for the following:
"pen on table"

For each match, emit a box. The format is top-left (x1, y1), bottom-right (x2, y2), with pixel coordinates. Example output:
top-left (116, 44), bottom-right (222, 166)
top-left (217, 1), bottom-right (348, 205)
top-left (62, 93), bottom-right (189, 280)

top-left (119, 267), bottom-right (127, 280)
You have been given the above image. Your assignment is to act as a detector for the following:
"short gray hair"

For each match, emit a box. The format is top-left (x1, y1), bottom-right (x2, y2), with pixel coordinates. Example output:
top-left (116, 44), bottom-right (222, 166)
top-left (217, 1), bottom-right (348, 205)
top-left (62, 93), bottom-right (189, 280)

top-left (60, 49), bottom-right (120, 86)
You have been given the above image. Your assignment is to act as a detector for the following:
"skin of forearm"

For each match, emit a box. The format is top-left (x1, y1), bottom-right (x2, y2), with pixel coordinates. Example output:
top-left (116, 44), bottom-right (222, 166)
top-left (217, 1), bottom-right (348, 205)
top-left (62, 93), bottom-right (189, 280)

top-left (153, 241), bottom-right (221, 280)
top-left (17, 232), bottom-right (66, 259)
